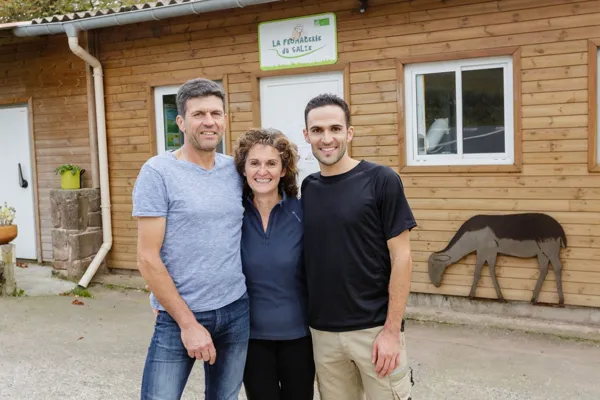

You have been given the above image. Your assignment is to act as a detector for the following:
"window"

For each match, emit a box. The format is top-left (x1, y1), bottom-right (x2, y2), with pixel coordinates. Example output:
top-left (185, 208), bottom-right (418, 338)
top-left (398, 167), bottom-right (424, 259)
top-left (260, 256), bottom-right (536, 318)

top-left (154, 84), bottom-right (226, 155)
top-left (404, 56), bottom-right (514, 166)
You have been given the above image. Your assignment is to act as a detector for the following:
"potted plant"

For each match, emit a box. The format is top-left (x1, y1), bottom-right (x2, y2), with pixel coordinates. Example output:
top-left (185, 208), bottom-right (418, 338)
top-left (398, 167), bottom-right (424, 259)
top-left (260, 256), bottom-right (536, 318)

top-left (0, 202), bottom-right (17, 245)
top-left (54, 164), bottom-right (83, 189)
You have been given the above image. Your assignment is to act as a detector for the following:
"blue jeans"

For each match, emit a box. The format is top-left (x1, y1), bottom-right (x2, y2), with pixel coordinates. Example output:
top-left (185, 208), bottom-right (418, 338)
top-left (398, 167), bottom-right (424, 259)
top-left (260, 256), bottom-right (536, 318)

top-left (141, 292), bottom-right (250, 400)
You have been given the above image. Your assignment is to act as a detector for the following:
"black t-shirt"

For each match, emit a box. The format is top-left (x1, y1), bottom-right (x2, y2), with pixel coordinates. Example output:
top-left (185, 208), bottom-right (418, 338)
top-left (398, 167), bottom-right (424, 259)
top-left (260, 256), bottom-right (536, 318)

top-left (301, 160), bottom-right (417, 332)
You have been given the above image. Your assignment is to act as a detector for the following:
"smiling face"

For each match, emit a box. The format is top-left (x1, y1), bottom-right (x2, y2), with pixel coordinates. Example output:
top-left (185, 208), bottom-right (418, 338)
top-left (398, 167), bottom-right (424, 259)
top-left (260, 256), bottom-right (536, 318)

top-left (176, 95), bottom-right (226, 152)
top-left (244, 143), bottom-right (285, 197)
top-left (303, 105), bottom-right (354, 167)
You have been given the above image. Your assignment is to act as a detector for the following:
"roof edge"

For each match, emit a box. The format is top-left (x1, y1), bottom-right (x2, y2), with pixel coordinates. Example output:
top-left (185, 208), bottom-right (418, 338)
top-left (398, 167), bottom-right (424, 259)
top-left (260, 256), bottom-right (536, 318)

top-left (11, 0), bottom-right (281, 37)
top-left (0, 21), bottom-right (31, 31)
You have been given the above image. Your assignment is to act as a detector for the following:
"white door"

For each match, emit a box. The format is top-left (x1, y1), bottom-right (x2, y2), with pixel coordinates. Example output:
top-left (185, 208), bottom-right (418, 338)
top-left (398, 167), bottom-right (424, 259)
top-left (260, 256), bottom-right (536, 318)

top-left (154, 85), bottom-right (226, 155)
top-left (259, 71), bottom-right (344, 186)
top-left (0, 105), bottom-right (37, 260)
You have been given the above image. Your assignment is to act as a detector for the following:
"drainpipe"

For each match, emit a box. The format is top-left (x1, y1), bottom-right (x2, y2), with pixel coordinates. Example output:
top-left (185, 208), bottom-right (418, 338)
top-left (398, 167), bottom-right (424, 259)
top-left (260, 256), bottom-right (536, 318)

top-left (65, 26), bottom-right (112, 288)
top-left (84, 31), bottom-right (100, 188)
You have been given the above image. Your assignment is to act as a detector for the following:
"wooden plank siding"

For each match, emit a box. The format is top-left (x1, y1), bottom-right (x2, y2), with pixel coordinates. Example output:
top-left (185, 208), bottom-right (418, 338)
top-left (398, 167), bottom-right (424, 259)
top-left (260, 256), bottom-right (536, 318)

top-left (0, 34), bottom-right (91, 261)
top-left (94, 0), bottom-right (600, 307)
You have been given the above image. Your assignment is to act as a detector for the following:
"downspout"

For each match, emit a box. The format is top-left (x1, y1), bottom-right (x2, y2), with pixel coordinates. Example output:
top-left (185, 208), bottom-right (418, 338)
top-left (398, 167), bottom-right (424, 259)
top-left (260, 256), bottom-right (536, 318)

top-left (65, 26), bottom-right (112, 288)
top-left (84, 30), bottom-right (100, 188)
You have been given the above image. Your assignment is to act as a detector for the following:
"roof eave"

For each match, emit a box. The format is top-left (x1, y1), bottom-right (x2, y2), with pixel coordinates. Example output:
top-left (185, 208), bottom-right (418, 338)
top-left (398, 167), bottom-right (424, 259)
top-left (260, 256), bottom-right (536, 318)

top-left (11, 0), bottom-right (282, 37)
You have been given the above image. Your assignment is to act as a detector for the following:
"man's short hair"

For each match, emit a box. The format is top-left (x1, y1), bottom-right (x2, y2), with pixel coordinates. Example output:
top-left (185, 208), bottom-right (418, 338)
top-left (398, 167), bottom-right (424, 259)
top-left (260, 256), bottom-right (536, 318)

top-left (176, 78), bottom-right (226, 118)
top-left (304, 93), bottom-right (351, 128)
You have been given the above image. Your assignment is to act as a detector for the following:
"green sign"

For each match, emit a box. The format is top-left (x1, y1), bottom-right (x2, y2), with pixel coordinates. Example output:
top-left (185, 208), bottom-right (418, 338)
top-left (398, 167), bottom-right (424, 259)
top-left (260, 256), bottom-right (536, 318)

top-left (259, 13), bottom-right (338, 71)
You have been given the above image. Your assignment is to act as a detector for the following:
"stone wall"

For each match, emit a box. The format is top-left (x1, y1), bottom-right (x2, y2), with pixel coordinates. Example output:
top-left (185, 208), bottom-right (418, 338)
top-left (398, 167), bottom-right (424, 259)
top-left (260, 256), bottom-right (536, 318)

top-left (50, 189), bottom-right (106, 280)
top-left (0, 244), bottom-right (16, 296)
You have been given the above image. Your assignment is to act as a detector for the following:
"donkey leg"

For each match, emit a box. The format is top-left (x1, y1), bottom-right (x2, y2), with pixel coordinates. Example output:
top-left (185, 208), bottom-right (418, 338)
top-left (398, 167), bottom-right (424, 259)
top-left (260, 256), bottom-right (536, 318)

top-left (469, 252), bottom-right (485, 299)
top-left (487, 252), bottom-right (504, 302)
top-left (551, 256), bottom-right (565, 306)
top-left (532, 253), bottom-right (549, 305)
top-left (540, 239), bottom-right (565, 306)
top-left (549, 253), bottom-right (565, 306)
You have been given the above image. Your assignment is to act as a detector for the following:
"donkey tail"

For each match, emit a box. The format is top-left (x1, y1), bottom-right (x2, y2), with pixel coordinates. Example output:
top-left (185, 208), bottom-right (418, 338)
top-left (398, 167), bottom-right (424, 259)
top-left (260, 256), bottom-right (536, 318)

top-left (558, 226), bottom-right (567, 248)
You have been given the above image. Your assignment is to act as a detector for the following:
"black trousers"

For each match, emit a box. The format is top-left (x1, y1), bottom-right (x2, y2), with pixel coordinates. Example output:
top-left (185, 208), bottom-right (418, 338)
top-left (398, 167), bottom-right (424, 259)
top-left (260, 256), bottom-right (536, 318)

top-left (243, 335), bottom-right (315, 400)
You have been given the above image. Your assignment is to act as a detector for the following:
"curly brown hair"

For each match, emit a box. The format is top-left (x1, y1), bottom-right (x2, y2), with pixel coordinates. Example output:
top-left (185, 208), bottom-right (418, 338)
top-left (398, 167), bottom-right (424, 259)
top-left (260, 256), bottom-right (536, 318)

top-left (233, 127), bottom-right (299, 199)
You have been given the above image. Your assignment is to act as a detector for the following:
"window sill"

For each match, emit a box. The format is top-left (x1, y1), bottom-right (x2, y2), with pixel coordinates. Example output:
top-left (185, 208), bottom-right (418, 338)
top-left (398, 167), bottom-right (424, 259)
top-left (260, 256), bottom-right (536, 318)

top-left (400, 163), bottom-right (522, 174)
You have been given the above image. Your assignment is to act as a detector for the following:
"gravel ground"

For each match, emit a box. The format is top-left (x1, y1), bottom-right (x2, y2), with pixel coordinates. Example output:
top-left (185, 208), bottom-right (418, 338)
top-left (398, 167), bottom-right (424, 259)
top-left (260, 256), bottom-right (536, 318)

top-left (1, 285), bottom-right (599, 399)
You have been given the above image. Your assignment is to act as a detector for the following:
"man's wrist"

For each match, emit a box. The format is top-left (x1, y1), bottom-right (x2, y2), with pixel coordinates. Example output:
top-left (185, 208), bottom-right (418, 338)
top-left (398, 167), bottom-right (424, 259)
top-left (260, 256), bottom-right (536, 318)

top-left (176, 312), bottom-right (199, 330)
top-left (383, 319), bottom-right (402, 336)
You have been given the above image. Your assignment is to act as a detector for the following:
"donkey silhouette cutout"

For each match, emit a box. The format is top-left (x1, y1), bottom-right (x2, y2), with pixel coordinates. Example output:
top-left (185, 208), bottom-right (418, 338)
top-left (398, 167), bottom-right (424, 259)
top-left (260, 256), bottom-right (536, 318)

top-left (428, 213), bottom-right (566, 305)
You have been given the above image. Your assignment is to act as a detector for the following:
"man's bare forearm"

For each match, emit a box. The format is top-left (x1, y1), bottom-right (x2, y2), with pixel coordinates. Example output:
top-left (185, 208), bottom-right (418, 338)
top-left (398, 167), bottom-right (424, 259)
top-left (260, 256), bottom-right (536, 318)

top-left (139, 253), bottom-right (197, 329)
top-left (383, 252), bottom-right (412, 335)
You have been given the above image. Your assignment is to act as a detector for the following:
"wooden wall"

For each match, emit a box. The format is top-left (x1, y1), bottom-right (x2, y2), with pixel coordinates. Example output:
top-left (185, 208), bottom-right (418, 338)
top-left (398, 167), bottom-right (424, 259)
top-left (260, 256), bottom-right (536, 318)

top-left (0, 33), bottom-right (91, 261)
top-left (97, 0), bottom-right (600, 307)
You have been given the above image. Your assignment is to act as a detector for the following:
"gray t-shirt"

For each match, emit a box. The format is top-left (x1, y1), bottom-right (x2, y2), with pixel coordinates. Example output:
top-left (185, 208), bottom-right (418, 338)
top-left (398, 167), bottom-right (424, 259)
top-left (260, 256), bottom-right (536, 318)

top-left (132, 151), bottom-right (246, 312)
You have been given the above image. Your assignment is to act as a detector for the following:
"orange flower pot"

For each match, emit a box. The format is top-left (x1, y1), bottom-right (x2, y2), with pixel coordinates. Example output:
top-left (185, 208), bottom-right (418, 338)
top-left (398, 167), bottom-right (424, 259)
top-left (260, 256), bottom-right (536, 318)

top-left (0, 225), bottom-right (18, 245)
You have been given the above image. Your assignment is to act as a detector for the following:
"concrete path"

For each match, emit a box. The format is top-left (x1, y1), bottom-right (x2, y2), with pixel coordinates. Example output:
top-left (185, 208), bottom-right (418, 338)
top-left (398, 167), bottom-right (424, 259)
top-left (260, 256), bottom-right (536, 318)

top-left (1, 286), bottom-right (599, 400)
top-left (13, 263), bottom-right (76, 296)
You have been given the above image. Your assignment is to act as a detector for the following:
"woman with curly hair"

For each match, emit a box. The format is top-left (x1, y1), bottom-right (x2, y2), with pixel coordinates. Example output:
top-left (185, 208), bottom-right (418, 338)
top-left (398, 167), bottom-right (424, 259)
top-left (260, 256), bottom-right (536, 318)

top-left (233, 127), bottom-right (315, 400)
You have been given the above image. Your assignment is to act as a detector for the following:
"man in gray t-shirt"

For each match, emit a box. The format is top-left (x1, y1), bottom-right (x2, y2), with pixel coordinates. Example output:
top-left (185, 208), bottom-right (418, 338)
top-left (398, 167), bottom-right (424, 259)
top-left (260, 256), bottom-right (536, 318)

top-left (133, 78), bottom-right (249, 400)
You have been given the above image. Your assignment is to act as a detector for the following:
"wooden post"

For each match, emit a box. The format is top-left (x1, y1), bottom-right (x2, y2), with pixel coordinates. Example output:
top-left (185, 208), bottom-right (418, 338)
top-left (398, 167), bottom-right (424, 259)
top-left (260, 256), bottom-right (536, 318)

top-left (0, 244), bottom-right (16, 296)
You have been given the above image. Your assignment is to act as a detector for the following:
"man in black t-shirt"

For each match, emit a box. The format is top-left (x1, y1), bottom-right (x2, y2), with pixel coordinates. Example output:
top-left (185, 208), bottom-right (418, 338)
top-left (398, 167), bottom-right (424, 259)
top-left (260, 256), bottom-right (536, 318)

top-left (301, 94), bottom-right (416, 400)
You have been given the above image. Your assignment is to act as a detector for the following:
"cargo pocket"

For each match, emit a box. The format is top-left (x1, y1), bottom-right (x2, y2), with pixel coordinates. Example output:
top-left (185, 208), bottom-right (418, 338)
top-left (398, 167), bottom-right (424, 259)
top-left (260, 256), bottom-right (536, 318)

top-left (390, 366), bottom-right (413, 400)
top-left (392, 332), bottom-right (412, 399)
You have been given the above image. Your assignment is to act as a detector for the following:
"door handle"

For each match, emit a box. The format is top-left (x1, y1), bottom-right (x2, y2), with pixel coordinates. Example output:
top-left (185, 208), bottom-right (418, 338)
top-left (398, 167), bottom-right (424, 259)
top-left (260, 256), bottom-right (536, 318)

top-left (18, 163), bottom-right (28, 188)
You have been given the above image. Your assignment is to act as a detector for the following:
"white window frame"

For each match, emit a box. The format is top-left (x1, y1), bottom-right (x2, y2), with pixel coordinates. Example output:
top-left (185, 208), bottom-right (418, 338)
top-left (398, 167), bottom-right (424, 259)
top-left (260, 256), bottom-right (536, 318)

top-left (154, 84), bottom-right (227, 155)
top-left (404, 56), bottom-right (514, 166)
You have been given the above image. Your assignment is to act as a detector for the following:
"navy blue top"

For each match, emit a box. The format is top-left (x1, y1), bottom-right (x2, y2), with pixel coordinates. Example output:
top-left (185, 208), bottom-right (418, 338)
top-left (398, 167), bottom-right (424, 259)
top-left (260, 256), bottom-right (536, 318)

top-left (241, 193), bottom-right (309, 340)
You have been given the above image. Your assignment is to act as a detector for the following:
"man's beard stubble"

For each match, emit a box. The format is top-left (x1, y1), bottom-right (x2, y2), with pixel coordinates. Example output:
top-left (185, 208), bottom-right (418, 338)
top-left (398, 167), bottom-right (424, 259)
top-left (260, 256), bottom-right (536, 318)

top-left (313, 141), bottom-right (347, 166)
top-left (186, 130), bottom-right (222, 152)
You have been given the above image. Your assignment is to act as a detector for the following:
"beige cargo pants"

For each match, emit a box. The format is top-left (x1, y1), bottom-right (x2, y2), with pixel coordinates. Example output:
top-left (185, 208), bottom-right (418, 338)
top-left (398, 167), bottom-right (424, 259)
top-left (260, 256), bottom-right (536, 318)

top-left (310, 325), bottom-right (412, 400)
